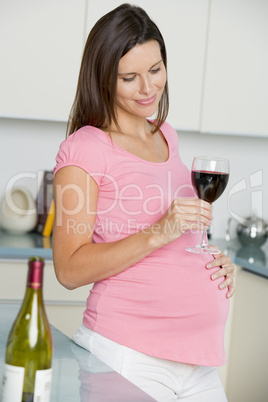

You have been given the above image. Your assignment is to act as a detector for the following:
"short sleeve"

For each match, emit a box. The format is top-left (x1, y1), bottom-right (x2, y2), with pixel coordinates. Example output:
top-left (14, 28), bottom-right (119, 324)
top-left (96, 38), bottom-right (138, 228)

top-left (53, 126), bottom-right (106, 187)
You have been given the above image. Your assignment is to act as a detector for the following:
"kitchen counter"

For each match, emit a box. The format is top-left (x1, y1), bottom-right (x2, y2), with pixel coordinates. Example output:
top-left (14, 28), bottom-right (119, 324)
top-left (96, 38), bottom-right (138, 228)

top-left (0, 303), bottom-right (154, 401)
top-left (0, 230), bottom-right (52, 260)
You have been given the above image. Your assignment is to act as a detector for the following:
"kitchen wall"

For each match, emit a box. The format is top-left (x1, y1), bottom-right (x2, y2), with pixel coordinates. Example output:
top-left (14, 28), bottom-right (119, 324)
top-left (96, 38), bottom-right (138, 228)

top-left (1, 116), bottom-right (267, 240)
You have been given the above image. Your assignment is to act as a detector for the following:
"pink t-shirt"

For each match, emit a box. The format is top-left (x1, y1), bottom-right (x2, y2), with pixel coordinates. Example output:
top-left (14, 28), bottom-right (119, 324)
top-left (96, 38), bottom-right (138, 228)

top-left (54, 122), bottom-right (229, 366)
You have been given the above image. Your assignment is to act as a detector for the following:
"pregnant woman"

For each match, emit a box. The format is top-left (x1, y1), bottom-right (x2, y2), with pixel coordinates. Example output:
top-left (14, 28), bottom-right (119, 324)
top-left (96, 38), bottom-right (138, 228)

top-left (53, 4), bottom-right (235, 401)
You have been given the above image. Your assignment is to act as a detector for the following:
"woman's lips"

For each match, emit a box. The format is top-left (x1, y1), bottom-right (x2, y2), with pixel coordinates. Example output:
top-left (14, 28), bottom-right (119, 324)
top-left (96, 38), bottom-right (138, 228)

top-left (136, 95), bottom-right (157, 106)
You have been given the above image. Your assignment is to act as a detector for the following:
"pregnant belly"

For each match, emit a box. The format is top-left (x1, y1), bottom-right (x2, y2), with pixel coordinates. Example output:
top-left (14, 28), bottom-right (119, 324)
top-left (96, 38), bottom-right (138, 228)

top-left (91, 257), bottom-right (229, 327)
top-left (84, 241), bottom-right (229, 365)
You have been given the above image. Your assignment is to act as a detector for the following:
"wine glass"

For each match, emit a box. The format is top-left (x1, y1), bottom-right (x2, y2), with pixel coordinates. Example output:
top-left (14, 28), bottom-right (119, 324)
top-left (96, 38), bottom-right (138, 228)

top-left (186, 156), bottom-right (229, 254)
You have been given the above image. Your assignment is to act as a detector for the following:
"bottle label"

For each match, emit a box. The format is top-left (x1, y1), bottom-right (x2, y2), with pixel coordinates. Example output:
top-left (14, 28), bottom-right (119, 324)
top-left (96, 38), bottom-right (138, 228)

top-left (34, 368), bottom-right (52, 402)
top-left (1, 364), bottom-right (24, 401)
top-left (1, 364), bottom-right (52, 402)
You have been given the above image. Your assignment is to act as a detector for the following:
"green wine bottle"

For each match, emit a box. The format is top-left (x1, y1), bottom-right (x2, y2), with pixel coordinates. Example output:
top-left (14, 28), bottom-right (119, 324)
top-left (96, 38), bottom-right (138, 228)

top-left (1, 257), bottom-right (53, 402)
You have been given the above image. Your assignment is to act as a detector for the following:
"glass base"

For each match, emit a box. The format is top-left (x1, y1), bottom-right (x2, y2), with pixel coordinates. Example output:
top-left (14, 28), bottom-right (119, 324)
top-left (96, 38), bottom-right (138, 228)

top-left (186, 244), bottom-right (221, 255)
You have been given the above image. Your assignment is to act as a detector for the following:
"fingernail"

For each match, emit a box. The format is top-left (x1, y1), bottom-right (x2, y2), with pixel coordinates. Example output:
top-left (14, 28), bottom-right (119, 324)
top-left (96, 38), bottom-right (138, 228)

top-left (211, 274), bottom-right (217, 280)
top-left (206, 263), bottom-right (212, 268)
top-left (219, 283), bottom-right (225, 289)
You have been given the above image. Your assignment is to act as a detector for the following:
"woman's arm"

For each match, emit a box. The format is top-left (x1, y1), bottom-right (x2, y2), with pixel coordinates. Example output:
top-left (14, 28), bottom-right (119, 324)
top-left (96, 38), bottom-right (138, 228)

top-left (53, 166), bottom-right (212, 289)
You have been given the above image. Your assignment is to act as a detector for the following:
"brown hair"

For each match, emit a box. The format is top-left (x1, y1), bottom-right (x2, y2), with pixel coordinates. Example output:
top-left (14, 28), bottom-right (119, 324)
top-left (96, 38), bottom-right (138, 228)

top-left (66, 3), bottom-right (169, 137)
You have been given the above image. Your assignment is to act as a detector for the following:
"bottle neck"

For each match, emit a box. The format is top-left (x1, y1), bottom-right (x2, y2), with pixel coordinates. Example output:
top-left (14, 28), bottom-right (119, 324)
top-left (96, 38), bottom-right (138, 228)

top-left (27, 260), bottom-right (44, 290)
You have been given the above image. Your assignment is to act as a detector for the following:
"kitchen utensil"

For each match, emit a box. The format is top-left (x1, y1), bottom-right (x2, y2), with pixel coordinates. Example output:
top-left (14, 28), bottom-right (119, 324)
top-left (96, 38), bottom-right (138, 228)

top-left (226, 213), bottom-right (268, 247)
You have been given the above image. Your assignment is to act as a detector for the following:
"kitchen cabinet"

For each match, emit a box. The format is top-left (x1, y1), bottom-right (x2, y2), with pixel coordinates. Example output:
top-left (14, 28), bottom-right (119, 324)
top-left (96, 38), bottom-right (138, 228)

top-left (1, 1), bottom-right (267, 134)
top-left (0, 0), bottom-right (86, 121)
top-left (201, 0), bottom-right (268, 136)
top-left (214, 239), bottom-right (268, 399)
top-left (86, 0), bottom-right (209, 132)
top-left (225, 267), bottom-right (268, 402)
top-left (0, 0), bottom-right (210, 131)
top-left (0, 260), bottom-right (92, 337)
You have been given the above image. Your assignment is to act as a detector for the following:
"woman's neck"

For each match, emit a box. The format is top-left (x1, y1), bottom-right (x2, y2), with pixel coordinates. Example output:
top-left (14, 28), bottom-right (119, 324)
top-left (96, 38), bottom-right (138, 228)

top-left (108, 116), bottom-right (153, 140)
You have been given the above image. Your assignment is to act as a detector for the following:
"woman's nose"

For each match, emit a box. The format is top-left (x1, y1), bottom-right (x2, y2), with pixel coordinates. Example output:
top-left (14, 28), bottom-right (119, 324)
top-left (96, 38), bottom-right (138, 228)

top-left (139, 75), bottom-right (152, 95)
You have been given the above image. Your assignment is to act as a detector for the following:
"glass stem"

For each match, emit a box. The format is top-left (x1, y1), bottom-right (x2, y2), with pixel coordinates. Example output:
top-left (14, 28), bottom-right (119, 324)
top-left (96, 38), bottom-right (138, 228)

top-left (200, 228), bottom-right (208, 248)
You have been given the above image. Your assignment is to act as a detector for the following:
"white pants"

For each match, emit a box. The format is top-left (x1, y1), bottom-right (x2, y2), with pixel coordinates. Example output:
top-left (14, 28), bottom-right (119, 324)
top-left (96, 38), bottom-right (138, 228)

top-left (73, 324), bottom-right (228, 402)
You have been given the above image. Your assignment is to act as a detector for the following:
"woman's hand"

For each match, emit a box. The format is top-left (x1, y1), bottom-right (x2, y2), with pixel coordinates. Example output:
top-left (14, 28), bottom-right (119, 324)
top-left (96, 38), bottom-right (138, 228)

top-left (152, 198), bottom-right (212, 246)
top-left (206, 247), bottom-right (235, 299)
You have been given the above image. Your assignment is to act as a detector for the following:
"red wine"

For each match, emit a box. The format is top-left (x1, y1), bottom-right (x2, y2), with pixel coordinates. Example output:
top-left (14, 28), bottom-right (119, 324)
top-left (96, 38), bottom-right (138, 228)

top-left (192, 170), bottom-right (229, 203)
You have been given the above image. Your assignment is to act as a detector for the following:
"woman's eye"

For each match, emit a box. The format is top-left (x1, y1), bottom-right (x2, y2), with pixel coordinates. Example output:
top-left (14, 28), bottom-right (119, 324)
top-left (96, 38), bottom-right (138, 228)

top-left (122, 76), bottom-right (135, 83)
top-left (151, 67), bottom-right (161, 75)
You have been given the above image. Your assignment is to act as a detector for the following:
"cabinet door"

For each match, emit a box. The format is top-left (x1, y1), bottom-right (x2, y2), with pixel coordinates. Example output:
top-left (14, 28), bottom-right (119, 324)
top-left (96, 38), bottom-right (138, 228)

top-left (201, 0), bottom-right (268, 136)
top-left (226, 268), bottom-right (268, 401)
top-left (86, 0), bottom-right (209, 131)
top-left (0, 260), bottom-right (91, 303)
top-left (0, 0), bottom-right (86, 121)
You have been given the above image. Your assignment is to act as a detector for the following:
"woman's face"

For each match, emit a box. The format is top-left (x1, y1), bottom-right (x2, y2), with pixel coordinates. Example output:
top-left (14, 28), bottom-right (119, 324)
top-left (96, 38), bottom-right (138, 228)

top-left (115, 40), bottom-right (167, 121)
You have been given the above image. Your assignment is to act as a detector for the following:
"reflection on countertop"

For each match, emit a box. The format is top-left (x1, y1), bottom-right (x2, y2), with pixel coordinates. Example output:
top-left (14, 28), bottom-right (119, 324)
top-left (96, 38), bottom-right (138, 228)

top-left (0, 304), bottom-right (155, 401)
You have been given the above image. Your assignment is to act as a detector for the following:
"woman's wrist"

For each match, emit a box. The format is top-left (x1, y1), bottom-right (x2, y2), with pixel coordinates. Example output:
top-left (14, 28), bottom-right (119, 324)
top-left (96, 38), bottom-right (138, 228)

top-left (141, 222), bottom-right (168, 251)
